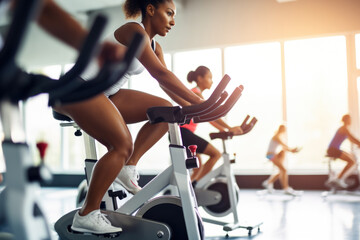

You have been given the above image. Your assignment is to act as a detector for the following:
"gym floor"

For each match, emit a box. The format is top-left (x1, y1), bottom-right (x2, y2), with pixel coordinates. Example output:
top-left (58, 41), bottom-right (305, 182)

top-left (35, 187), bottom-right (360, 240)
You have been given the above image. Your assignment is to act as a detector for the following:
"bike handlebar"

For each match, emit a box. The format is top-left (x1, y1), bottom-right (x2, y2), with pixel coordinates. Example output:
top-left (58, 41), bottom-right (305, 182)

top-left (209, 115), bottom-right (258, 140)
top-left (49, 32), bottom-right (144, 105)
top-left (181, 74), bottom-right (231, 116)
top-left (146, 76), bottom-right (242, 124)
top-left (47, 15), bottom-right (108, 101)
top-left (193, 85), bottom-right (243, 123)
top-left (0, 0), bottom-right (41, 98)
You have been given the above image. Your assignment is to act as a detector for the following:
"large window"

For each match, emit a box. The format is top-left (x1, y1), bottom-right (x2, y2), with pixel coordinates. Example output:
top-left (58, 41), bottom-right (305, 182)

top-left (173, 48), bottom-right (223, 96)
top-left (3, 35), bottom-right (357, 176)
top-left (284, 36), bottom-right (348, 172)
top-left (356, 34), bottom-right (360, 69)
top-left (224, 43), bottom-right (283, 173)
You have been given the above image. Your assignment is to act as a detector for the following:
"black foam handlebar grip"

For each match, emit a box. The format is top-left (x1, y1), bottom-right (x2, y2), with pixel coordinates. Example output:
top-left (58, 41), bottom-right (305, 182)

top-left (48, 15), bottom-right (108, 102)
top-left (194, 85), bottom-right (243, 123)
top-left (185, 91), bottom-right (229, 120)
top-left (50, 32), bottom-right (144, 105)
top-left (181, 74), bottom-right (231, 116)
top-left (0, 0), bottom-right (40, 99)
top-left (0, 0), bottom-right (40, 65)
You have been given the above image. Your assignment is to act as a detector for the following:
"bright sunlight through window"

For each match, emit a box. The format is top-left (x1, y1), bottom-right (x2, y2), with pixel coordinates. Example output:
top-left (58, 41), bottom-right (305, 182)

top-left (284, 36), bottom-right (348, 172)
top-left (224, 42), bottom-right (282, 173)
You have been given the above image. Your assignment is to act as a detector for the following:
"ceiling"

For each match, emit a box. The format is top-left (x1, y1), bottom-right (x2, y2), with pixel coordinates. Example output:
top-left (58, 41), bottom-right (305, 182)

top-left (55, 0), bottom-right (185, 14)
top-left (55, 0), bottom-right (125, 14)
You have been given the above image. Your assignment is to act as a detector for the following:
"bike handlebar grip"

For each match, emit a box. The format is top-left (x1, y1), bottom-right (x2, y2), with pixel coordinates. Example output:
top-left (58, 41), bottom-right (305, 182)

top-left (185, 91), bottom-right (228, 119)
top-left (209, 115), bottom-right (257, 140)
top-left (193, 85), bottom-right (243, 123)
top-left (209, 132), bottom-right (234, 140)
top-left (181, 74), bottom-right (231, 116)
top-left (147, 106), bottom-right (182, 124)
top-left (240, 117), bottom-right (258, 134)
top-left (0, 0), bottom-right (40, 98)
top-left (240, 115), bottom-right (250, 128)
top-left (0, 0), bottom-right (40, 64)
top-left (51, 32), bottom-right (145, 105)
top-left (48, 14), bottom-right (108, 101)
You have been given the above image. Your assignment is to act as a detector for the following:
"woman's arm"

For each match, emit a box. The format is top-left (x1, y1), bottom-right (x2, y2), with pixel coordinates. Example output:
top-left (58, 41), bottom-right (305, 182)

top-left (36, 0), bottom-right (87, 50)
top-left (275, 134), bottom-right (296, 152)
top-left (36, 0), bottom-right (125, 65)
top-left (114, 23), bottom-right (202, 105)
top-left (154, 42), bottom-right (193, 106)
top-left (345, 128), bottom-right (360, 147)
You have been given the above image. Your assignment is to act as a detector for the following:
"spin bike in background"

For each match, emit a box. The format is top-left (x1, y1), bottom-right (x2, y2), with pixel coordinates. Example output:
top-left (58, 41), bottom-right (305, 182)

top-left (0, 1), bottom-right (145, 238)
top-left (192, 115), bottom-right (263, 237)
top-left (322, 144), bottom-right (360, 198)
top-left (54, 74), bottom-right (243, 240)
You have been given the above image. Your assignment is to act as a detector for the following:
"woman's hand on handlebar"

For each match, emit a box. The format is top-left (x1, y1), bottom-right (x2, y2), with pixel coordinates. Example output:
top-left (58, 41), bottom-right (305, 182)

top-left (291, 147), bottom-right (301, 153)
top-left (229, 126), bottom-right (243, 135)
top-left (97, 41), bottom-right (127, 67)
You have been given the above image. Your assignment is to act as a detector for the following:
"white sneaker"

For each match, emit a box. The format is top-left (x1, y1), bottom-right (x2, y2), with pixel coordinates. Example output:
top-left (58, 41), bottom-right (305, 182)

top-left (334, 179), bottom-right (348, 188)
top-left (262, 180), bottom-right (274, 193)
top-left (114, 165), bottom-right (141, 194)
top-left (284, 187), bottom-right (302, 196)
top-left (71, 209), bottom-right (122, 234)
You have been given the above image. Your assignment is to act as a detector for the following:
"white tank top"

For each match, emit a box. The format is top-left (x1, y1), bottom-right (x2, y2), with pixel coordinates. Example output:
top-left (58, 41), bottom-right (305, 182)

top-left (81, 22), bottom-right (156, 97)
top-left (267, 138), bottom-right (280, 154)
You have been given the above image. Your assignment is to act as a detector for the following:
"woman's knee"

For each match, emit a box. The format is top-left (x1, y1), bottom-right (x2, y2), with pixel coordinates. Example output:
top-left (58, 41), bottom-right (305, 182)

top-left (107, 136), bottom-right (134, 161)
top-left (157, 98), bottom-right (172, 107)
top-left (213, 150), bottom-right (221, 160)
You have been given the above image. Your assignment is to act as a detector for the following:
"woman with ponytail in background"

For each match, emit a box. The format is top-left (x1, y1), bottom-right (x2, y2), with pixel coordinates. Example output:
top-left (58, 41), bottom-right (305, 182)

top-left (180, 66), bottom-right (242, 185)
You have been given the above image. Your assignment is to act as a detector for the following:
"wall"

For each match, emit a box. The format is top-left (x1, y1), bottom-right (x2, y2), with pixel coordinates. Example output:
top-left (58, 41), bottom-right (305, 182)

top-left (16, 0), bottom-right (360, 68)
top-left (159, 0), bottom-right (360, 51)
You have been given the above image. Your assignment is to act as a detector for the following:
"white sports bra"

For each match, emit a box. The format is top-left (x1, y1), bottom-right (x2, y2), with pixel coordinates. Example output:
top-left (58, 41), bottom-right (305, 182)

top-left (81, 22), bottom-right (156, 97)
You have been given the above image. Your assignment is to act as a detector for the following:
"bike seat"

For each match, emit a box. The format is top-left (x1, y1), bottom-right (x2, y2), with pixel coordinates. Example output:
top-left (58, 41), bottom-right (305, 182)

top-left (52, 110), bottom-right (73, 122)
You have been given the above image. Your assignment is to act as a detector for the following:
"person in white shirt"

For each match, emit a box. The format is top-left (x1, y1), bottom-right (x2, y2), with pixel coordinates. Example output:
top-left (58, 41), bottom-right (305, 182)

top-left (262, 125), bottom-right (300, 195)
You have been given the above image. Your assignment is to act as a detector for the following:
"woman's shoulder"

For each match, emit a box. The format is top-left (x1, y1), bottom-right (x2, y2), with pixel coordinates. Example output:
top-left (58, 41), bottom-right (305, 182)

top-left (115, 22), bottom-right (145, 34)
top-left (114, 22), bottom-right (147, 44)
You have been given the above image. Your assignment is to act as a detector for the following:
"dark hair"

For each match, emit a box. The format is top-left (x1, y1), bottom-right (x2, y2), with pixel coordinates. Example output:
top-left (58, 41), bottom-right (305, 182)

top-left (186, 66), bottom-right (210, 83)
top-left (123, 0), bottom-right (172, 19)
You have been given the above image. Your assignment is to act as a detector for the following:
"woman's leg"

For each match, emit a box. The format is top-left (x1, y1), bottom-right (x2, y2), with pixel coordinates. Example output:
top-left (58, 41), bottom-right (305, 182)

top-left (109, 89), bottom-right (172, 166)
top-left (337, 151), bottom-right (356, 179)
top-left (192, 144), bottom-right (221, 182)
top-left (267, 172), bottom-right (280, 185)
top-left (54, 94), bottom-right (132, 216)
top-left (109, 89), bottom-right (172, 193)
top-left (271, 151), bottom-right (288, 189)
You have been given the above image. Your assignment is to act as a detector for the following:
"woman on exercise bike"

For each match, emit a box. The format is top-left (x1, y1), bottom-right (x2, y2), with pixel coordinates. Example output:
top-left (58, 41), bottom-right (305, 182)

top-left (53, 0), bottom-right (205, 235)
top-left (262, 124), bottom-right (300, 195)
top-left (179, 66), bottom-right (242, 185)
top-left (326, 114), bottom-right (360, 188)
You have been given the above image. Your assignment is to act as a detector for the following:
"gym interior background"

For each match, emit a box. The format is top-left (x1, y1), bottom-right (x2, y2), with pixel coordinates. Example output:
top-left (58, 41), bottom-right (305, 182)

top-left (1, 0), bottom-right (360, 190)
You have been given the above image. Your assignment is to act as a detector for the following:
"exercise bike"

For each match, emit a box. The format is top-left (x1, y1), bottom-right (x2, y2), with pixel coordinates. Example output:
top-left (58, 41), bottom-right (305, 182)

top-left (192, 115), bottom-right (263, 237)
top-left (0, 2), bottom-right (144, 238)
top-left (54, 74), bottom-right (244, 240)
top-left (322, 144), bottom-right (360, 198)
